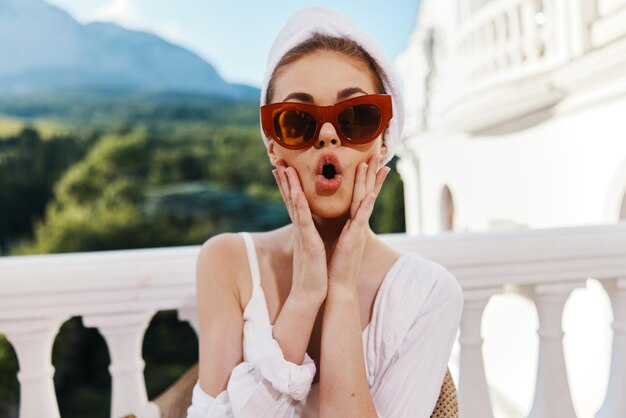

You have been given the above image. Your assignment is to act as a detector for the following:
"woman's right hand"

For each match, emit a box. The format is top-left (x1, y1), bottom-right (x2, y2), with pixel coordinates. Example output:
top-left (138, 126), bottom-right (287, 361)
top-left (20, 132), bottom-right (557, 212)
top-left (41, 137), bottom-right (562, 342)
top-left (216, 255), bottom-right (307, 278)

top-left (273, 160), bottom-right (328, 302)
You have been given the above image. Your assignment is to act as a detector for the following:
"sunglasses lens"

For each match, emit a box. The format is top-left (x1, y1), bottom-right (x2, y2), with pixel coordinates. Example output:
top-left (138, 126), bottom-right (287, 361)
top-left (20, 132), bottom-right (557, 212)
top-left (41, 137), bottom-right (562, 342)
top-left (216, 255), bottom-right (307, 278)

top-left (338, 104), bottom-right (381, 141)
top-left (273, 110), bottom-right (317, 147)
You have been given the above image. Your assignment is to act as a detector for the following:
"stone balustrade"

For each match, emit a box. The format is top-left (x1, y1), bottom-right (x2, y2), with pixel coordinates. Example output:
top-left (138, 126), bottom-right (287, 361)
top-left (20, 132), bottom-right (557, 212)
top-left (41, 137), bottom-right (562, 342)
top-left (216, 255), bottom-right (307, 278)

top-left (1, 223), bottom-right (626, 417)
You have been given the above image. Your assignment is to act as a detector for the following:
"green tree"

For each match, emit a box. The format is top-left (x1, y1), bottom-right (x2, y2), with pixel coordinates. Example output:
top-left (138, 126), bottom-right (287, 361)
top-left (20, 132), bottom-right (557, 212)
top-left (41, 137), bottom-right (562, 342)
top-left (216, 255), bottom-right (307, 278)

top-left (0, 126), bottom-right (95, 253)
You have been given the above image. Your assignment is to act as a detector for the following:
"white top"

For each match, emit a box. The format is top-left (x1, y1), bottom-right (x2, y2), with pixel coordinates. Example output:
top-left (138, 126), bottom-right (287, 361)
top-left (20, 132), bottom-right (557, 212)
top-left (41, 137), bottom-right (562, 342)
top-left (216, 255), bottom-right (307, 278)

top-left (186, 232), bottom-right (463, 418)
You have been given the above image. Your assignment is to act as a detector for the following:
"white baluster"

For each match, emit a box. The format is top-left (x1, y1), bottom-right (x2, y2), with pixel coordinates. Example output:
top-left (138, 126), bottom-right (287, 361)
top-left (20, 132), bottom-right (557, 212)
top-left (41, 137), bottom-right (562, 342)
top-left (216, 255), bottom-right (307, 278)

top-left (566, 0), bottom-right (587, 56)
top-left (548, 0), bottom-right (570, 62)
top-left (597, 277), bottom-right (626, 418)
top-left (458, 288), bottom-right (500, 418)
top-left (83, 312), bottom-right (155, 418)
top-left (521, 281), bottom-right (584, 418)
top-left (539, 0), bottom-right (550, 58)
top-left (468, 32), bottom-right (477, 81)
top-left (521, 1), bottom-right (540, 64)
top-left (0, 317), bottom-right (66, 418)
top-left (495, 14), bottom-right (507, 72)
top-left (507, 6), bottom-right (523, 67)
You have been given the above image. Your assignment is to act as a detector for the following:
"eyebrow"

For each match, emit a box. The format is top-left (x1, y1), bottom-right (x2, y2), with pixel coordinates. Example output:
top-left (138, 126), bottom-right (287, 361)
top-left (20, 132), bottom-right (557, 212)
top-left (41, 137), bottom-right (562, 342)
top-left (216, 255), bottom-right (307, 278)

top-left (282, 87), bottom-right (368, 103)
top-left (337, 87), bottom-right (368, 100)
top-left (282, 92), bottom-right (314, 102)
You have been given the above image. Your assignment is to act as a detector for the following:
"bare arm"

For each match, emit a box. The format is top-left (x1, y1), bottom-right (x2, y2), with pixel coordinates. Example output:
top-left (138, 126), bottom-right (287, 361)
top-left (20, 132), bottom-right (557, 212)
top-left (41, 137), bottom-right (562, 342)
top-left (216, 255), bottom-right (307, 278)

top-left (319, 285), bottom-right (377, 418)
top-left (196, 233), bottom-right (245, 397)
top-left (193, 233), bottom-right (320, 416)
top-left (271, 163), bottom-right (328, 365)
top-left (271, 290), bottom-right (323, 364)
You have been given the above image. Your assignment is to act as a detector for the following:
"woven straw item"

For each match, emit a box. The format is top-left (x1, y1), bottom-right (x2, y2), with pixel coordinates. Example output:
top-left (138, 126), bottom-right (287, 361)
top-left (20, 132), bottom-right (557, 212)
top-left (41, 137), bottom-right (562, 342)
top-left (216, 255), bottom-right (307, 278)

top-left (430, 368), bottom-right (459, 418)
top-left (122, 363), bottom-right (458, 418)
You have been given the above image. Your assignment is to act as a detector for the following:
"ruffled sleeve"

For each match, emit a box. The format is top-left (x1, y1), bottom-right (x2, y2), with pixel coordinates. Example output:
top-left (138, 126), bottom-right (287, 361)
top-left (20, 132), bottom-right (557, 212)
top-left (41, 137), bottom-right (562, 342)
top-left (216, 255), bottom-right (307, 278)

top-left (242, 325), bottom-right (316, 400)
top-left (186, 382), bottom-right (233, 418)
top-left (186, 326), bottom-right (316, 418)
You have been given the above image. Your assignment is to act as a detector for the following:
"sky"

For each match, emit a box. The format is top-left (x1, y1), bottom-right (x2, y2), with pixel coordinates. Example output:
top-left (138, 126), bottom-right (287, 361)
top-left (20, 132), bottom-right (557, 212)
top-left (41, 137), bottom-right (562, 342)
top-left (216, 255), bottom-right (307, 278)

top-left (43, 0), bottom-right (421, 88)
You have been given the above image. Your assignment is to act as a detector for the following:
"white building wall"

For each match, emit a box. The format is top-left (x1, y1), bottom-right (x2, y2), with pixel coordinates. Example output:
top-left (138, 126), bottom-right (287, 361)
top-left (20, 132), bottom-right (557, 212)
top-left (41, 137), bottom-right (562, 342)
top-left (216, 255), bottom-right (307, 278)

top-left (396, 1), bottom-right (626, 417)
top-left (397, 0), bottom-right (626, 235)
top-left (409, 94), bottom-right (626, 234)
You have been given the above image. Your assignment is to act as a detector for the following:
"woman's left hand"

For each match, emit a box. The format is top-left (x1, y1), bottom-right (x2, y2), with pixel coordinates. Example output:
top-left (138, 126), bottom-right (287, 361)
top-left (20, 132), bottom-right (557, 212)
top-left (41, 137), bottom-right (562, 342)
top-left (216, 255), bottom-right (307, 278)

top-left (327, 154), bottom-right (390, 293)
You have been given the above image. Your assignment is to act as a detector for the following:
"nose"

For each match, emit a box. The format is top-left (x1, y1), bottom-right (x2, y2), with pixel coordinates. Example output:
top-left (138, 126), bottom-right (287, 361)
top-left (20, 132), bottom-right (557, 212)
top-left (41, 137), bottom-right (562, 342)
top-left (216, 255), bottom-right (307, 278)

top-left (314, 122), bottom-right (342, 149)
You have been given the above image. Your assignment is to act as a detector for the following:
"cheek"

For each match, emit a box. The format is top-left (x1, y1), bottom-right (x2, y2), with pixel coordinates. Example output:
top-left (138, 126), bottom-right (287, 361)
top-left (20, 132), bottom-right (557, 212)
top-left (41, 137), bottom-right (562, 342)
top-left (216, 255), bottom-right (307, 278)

top-left (272, 146), bottom-right (305, 169)
top-left (352, 137), bottom-right (384, 158)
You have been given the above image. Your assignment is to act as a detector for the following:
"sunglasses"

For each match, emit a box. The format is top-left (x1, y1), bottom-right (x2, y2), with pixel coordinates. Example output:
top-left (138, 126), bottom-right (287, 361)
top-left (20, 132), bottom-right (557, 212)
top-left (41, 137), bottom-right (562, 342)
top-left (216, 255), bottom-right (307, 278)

top-left (260, 94), bottom-right (393, 150)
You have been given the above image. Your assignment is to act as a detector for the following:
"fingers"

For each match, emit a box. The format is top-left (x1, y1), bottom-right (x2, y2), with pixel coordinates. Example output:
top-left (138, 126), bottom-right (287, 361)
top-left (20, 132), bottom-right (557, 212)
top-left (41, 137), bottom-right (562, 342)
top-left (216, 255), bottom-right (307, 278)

top-left (344, 155), bottom-right (391, 238)
top-left (344, 191), bottom-right (377, 238)
top-left (374, 166), bottom-right (391, 197)
top-left (284, 168), bottom-right (314, 229)
top-left (272, 160), bottom-right (310, 222)
top-left (364, 154), bottom-right (380, 194)
top-left (274, 163), bottom-right (320, 247)
top-left (356, 192), bottom-right (377, 225)
top-left (350, 154), bottom-right (387, 219)
top-left (272, 169), bottom-right (288, 211)
top-left (350, 161), bottom-right (368, 217)
top-left (272, 162), bottom-right (295, 223)
top-left (285, 167), bottom-right (307, 223)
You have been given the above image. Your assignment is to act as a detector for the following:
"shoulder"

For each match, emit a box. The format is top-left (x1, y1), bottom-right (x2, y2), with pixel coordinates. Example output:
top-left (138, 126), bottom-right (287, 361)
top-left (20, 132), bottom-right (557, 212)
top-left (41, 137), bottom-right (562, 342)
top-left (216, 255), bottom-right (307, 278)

top-left (197, 232), bottom-right (246, 270)
top-left (196, 232), bottom-right (248, 300)
top-left (199, 232), bottom-right (245, 258)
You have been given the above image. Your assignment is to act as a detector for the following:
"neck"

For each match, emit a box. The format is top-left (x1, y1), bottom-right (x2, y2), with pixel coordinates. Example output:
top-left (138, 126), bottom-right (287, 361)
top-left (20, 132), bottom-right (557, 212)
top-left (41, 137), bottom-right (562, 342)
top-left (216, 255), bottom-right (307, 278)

top-left (308, 212), bottom-right (374, 258)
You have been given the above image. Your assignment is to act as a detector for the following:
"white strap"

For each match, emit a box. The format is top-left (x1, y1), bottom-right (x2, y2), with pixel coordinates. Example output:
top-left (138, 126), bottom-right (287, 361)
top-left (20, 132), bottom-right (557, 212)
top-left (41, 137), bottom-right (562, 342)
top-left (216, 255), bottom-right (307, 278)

top-left (239, 232), bottom-right (271, 327)
top-left (240, 232), bottom-right (262, 289)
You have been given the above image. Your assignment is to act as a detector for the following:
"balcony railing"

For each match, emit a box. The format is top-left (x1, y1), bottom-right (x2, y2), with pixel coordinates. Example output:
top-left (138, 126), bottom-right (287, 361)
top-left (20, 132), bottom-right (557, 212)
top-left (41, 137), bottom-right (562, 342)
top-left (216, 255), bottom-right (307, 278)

top-left (1, 222), bottom-right (626, 418)
top-left (456, 0), bottom-right (564, 88)
top-left (440, 0), bottom-right (572, 133)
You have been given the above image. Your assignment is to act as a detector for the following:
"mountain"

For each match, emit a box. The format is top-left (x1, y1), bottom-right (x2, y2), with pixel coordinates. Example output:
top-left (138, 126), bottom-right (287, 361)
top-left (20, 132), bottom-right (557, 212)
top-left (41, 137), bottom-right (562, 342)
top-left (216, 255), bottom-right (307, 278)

top-left (0, 0), bottom-right (258, 99)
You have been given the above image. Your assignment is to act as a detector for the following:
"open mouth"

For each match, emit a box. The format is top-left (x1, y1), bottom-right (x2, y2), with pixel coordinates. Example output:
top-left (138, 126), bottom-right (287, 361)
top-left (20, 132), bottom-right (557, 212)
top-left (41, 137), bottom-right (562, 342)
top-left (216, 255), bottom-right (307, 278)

top-left (322, 163), bottom-right (336, 179)
top-left (315, 153), bottom-right (343, 192)
top-left (316, 153), bottom-right (343, 179)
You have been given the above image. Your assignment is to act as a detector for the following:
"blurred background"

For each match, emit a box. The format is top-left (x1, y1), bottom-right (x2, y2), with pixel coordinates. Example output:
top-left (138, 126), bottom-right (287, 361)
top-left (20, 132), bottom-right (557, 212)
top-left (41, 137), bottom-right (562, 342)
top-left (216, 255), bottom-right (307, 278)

top-left (0, 1), bottom-right (414, 417)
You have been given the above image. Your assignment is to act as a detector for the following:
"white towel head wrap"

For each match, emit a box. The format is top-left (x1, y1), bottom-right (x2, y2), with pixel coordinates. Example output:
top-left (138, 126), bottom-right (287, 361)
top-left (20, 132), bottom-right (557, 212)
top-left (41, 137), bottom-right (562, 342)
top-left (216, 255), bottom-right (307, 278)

top-left (260, 6), bottom-right (404, 166)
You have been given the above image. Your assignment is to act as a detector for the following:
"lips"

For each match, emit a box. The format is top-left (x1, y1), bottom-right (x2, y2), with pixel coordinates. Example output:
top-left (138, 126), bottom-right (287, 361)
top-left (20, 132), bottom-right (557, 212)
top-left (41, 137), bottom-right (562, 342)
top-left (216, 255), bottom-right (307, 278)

top-left (315, 153), bottom-right (343, 192)
top-left (316, 153), bottom-right (343, 177)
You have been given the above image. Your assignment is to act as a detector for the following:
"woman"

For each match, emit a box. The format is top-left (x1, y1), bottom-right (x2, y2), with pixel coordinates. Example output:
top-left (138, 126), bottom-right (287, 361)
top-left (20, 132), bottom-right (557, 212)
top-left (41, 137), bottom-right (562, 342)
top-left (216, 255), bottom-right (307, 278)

top-left (188, 7), bottom-right (463, 418)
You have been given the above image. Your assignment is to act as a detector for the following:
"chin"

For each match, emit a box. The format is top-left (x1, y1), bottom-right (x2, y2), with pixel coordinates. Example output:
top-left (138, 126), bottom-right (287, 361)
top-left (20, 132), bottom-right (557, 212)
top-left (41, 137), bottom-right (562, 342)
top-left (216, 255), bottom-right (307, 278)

top-left (308, 200), bottom-right (350, 219)
top-left (302, 176), bottom-right (356, 219)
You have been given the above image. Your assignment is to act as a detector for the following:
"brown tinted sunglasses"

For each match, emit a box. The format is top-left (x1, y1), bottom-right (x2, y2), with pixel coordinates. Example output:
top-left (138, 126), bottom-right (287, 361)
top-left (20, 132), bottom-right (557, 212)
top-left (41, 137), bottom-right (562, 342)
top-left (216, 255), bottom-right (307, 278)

top-left (260, 94), bottom-right (393, 150)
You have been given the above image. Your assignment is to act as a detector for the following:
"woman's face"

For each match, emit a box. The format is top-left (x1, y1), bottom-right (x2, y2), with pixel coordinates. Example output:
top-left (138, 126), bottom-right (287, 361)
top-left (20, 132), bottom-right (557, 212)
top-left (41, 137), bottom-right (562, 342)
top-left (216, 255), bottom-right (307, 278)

top-left (268, 49), bottom-right (387, 219)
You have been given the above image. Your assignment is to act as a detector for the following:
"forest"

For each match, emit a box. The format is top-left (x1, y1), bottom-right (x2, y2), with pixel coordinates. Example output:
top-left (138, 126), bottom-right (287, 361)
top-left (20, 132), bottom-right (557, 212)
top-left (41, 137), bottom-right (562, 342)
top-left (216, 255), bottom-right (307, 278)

top-left (0, 93), bottom-right (405, 417)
